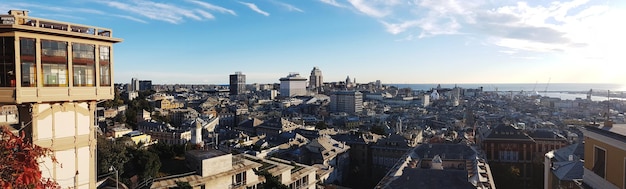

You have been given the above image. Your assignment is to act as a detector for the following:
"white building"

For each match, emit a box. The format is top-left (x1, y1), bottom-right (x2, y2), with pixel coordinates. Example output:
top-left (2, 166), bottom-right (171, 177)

top-left (280, 73), bottom-right (307, 97)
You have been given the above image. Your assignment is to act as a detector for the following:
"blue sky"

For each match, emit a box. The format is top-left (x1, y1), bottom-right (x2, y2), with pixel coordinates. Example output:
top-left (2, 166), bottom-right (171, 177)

top-left (2, 0), bottom-right (625, 86)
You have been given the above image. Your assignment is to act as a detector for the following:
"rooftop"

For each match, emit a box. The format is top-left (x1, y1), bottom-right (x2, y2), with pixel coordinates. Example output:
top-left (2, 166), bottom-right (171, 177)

top-left (384, 169), bottom-right (476, 189)
top-left (0, 10), bottom-right (122, 43)
top-left (186, 149), bottom-right (228, 160)
top-left (583, 124), bottom-right (626, 143)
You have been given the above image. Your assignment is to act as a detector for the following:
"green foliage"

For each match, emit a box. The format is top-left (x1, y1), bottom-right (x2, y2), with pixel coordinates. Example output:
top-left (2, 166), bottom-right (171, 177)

top-left (98, 136), bottom-right (161, 187)
top-left (370, 125), bottom-right (386, 135)
top-left (173, 181), bottom-right (192, 189)
top-left (148, 142), bottom-right (176, 159)
top-left (254, 169), bottom-right (289, 189)
top-left (491, 164), bottom-right (523, 189)
top-left (103, 88), bottom-right (125, 108)
top-left (97, 136), bottom-right (130, 177)
top-left (124, 148), bottom-right (161, 181)
top-left (315, 121), bottom-right (327, 130)
top-left (151, 111), bottom-right (170, 123)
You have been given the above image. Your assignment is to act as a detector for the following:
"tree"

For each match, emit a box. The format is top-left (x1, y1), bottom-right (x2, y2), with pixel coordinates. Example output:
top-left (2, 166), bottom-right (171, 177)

top-left (172, 181), bottom-right (192, 189)
top-left (124, 148), bottom-right (161, 182)
top-left (97, 136), bottom-right (130, 178)
top-left (370, 125), bottom-right (386, 135)
top-left (254, 169), bottom-right (289, 189)
top-left (315, 121), bottom-right (327, 130)
top-left (0, 126), bottom-right (59, 189)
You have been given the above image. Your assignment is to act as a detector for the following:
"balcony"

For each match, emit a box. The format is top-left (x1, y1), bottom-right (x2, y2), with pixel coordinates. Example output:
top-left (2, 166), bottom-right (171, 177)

top-left (0, 85), bottom-right (114, 104)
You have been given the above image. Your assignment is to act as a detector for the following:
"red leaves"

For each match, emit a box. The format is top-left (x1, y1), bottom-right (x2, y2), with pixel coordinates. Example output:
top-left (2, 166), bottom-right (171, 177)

top-left (0, 126), bottom-right (59, 189)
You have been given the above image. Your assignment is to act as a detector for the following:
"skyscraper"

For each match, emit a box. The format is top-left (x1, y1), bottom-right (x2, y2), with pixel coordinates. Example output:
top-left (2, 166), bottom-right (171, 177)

top-left (0, 10), bottom-right (122, 188)
top-left (309, 67), bottom-right (323, 91)
top-left (130, 77), bottom-right (139, 91)
top-left (229, 71), bottom-right (245, 96)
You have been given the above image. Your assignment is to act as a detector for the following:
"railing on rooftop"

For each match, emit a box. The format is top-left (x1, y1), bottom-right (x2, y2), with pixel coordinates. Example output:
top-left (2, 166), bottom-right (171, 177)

top-left (0, 14), bottom-right (113, 38)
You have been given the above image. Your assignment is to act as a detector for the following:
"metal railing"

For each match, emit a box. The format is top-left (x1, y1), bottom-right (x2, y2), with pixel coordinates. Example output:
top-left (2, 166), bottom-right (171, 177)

top-left (0, 15), bottom-right (114, 38)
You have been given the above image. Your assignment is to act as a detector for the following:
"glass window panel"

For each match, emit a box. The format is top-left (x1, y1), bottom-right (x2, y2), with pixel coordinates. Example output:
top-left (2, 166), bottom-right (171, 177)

top-left (41, 40), bottom-right (67, 87)
top-left (0, 37), bottom-right (16, 87)
top-left (20, 38), bottom-right (36, 87)
top-left (72, 43), bottom-right (95, 87)
top-left (593, 147), bottom-right (606, 178)
top-left (99, 46), bottom-right (110, 86)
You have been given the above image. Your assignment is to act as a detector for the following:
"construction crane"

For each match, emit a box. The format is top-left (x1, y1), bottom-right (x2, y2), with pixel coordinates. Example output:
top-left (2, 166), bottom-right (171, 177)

top-left (544, 77), bottom-right (551, 95)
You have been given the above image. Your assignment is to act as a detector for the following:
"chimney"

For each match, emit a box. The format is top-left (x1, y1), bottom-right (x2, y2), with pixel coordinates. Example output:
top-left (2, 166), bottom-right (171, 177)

top-left (568, 155), bottom-right (574, 161)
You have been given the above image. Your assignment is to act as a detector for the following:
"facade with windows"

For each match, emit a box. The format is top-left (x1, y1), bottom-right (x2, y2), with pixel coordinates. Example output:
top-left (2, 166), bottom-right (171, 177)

top-left (581, 123), bottom-right (626, 189)
top-left (308, 67), bottom-right (322, 92)
top-left (329, 90), bottom-right (363, 114)
top-left (279, 73), bottom-right (307, 97)
top-left (0, 10), bottom-right (121, 188)
top-left (230, 72), bottom-right (246, 96)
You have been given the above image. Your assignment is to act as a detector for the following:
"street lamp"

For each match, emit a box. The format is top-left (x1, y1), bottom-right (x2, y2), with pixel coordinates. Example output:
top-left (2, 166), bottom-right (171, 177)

top-left (109, 166), bottom-right (118, 189)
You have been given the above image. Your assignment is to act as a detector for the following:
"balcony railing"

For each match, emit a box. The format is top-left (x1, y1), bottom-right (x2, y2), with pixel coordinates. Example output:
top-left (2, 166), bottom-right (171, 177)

top-left (0, 15), bottom-right (114, 38)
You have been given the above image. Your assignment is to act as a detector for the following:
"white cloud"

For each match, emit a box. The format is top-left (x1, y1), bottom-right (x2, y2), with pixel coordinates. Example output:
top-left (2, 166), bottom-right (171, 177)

top-left (239, 2), bottom-right (270, 16)
top-left (322, 0), bottom-right (620, 59)
top-left (112, 14), bottom-right (148, 23)
top-left (346, 0), bottom-right (388, 18)
top-left (319, 0), bottom-right (346, 8)
top-left (271, 0), bottom-right (304, 13)
top-left (195, 9), bottom-right (216, 19)
top-left (186, 0), bottom-right (237, 16)
top-left (102, 0), bottom-right (202, 24)
top-left (381, 20), bottom-right (420, 35)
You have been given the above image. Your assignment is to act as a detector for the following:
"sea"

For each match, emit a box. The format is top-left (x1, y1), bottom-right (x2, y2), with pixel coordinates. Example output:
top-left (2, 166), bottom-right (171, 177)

top-left (389, 83), bottom-right (624, 92)
top-left (389, 83), bottom-right (626, 101)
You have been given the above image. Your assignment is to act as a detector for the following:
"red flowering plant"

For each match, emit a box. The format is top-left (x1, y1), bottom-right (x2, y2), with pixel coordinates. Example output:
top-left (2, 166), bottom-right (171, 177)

top-left (0, 126), bottom-right (59, 189)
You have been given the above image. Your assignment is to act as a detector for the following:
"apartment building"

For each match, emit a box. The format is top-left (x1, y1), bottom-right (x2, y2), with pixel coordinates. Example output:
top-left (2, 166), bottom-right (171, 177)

top-left (150, 150), bottom-right (317, 189)
top-left (580, 123), bottom-right (626, 189)
top-left (0, 10), bottom-right (122, 188)
top-left (329, 90), bottom-right (363, 114)
top-left (279, 73), bottom-right (307, 97)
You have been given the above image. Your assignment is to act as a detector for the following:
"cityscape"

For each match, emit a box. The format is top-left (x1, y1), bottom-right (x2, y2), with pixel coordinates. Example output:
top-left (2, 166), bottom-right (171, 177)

top-left (1, 1), bottom-right (626, 189)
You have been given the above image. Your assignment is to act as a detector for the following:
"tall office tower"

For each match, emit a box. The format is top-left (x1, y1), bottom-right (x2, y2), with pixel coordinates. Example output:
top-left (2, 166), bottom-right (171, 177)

top-left (0, 10), bottom-right (122, 188)
top-left (329, 91), bottom-right (363, 114)
top-left (138, 80), bottom-right (152, 91)
top-left (130, 77), bottom-right (139, 91)
top-left (309, 67), bottom-right (323, 91)
top-left (229, 71), bottom-right (246, 96)
top-left (279, 73), bottom-right (307, 97)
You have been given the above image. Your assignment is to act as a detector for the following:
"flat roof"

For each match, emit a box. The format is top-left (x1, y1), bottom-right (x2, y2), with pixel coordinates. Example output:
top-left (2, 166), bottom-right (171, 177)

top-left (0, 10), bottom-right (122, 43)
top-left (186, 149), bottom-right (229, 160)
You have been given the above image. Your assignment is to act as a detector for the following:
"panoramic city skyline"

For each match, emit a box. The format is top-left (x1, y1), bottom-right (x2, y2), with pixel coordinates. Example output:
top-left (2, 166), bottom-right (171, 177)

top-left (2, 0), bottom-right (625, 85)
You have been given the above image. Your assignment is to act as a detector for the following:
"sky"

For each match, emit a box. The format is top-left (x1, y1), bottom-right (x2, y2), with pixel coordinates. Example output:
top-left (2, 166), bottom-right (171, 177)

top-left (2, 0), bottom-right (626, 86)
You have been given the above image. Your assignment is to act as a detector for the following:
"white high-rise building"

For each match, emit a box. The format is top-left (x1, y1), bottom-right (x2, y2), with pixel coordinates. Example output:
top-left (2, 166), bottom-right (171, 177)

top-left (280, 73), bottom-right (307, 97)
top-left (309, 67), bottom-right (323, 91)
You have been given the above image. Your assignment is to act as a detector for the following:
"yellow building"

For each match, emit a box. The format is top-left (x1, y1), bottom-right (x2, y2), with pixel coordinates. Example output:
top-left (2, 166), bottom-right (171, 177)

top-left (156, 98), bottom-right (184, 110)
top-left (124, 130), bottom-right (152, 146)
top-left (581, 123), bottom-right (626, 189)
top-left (0, 10), bottom-right (121, 188)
